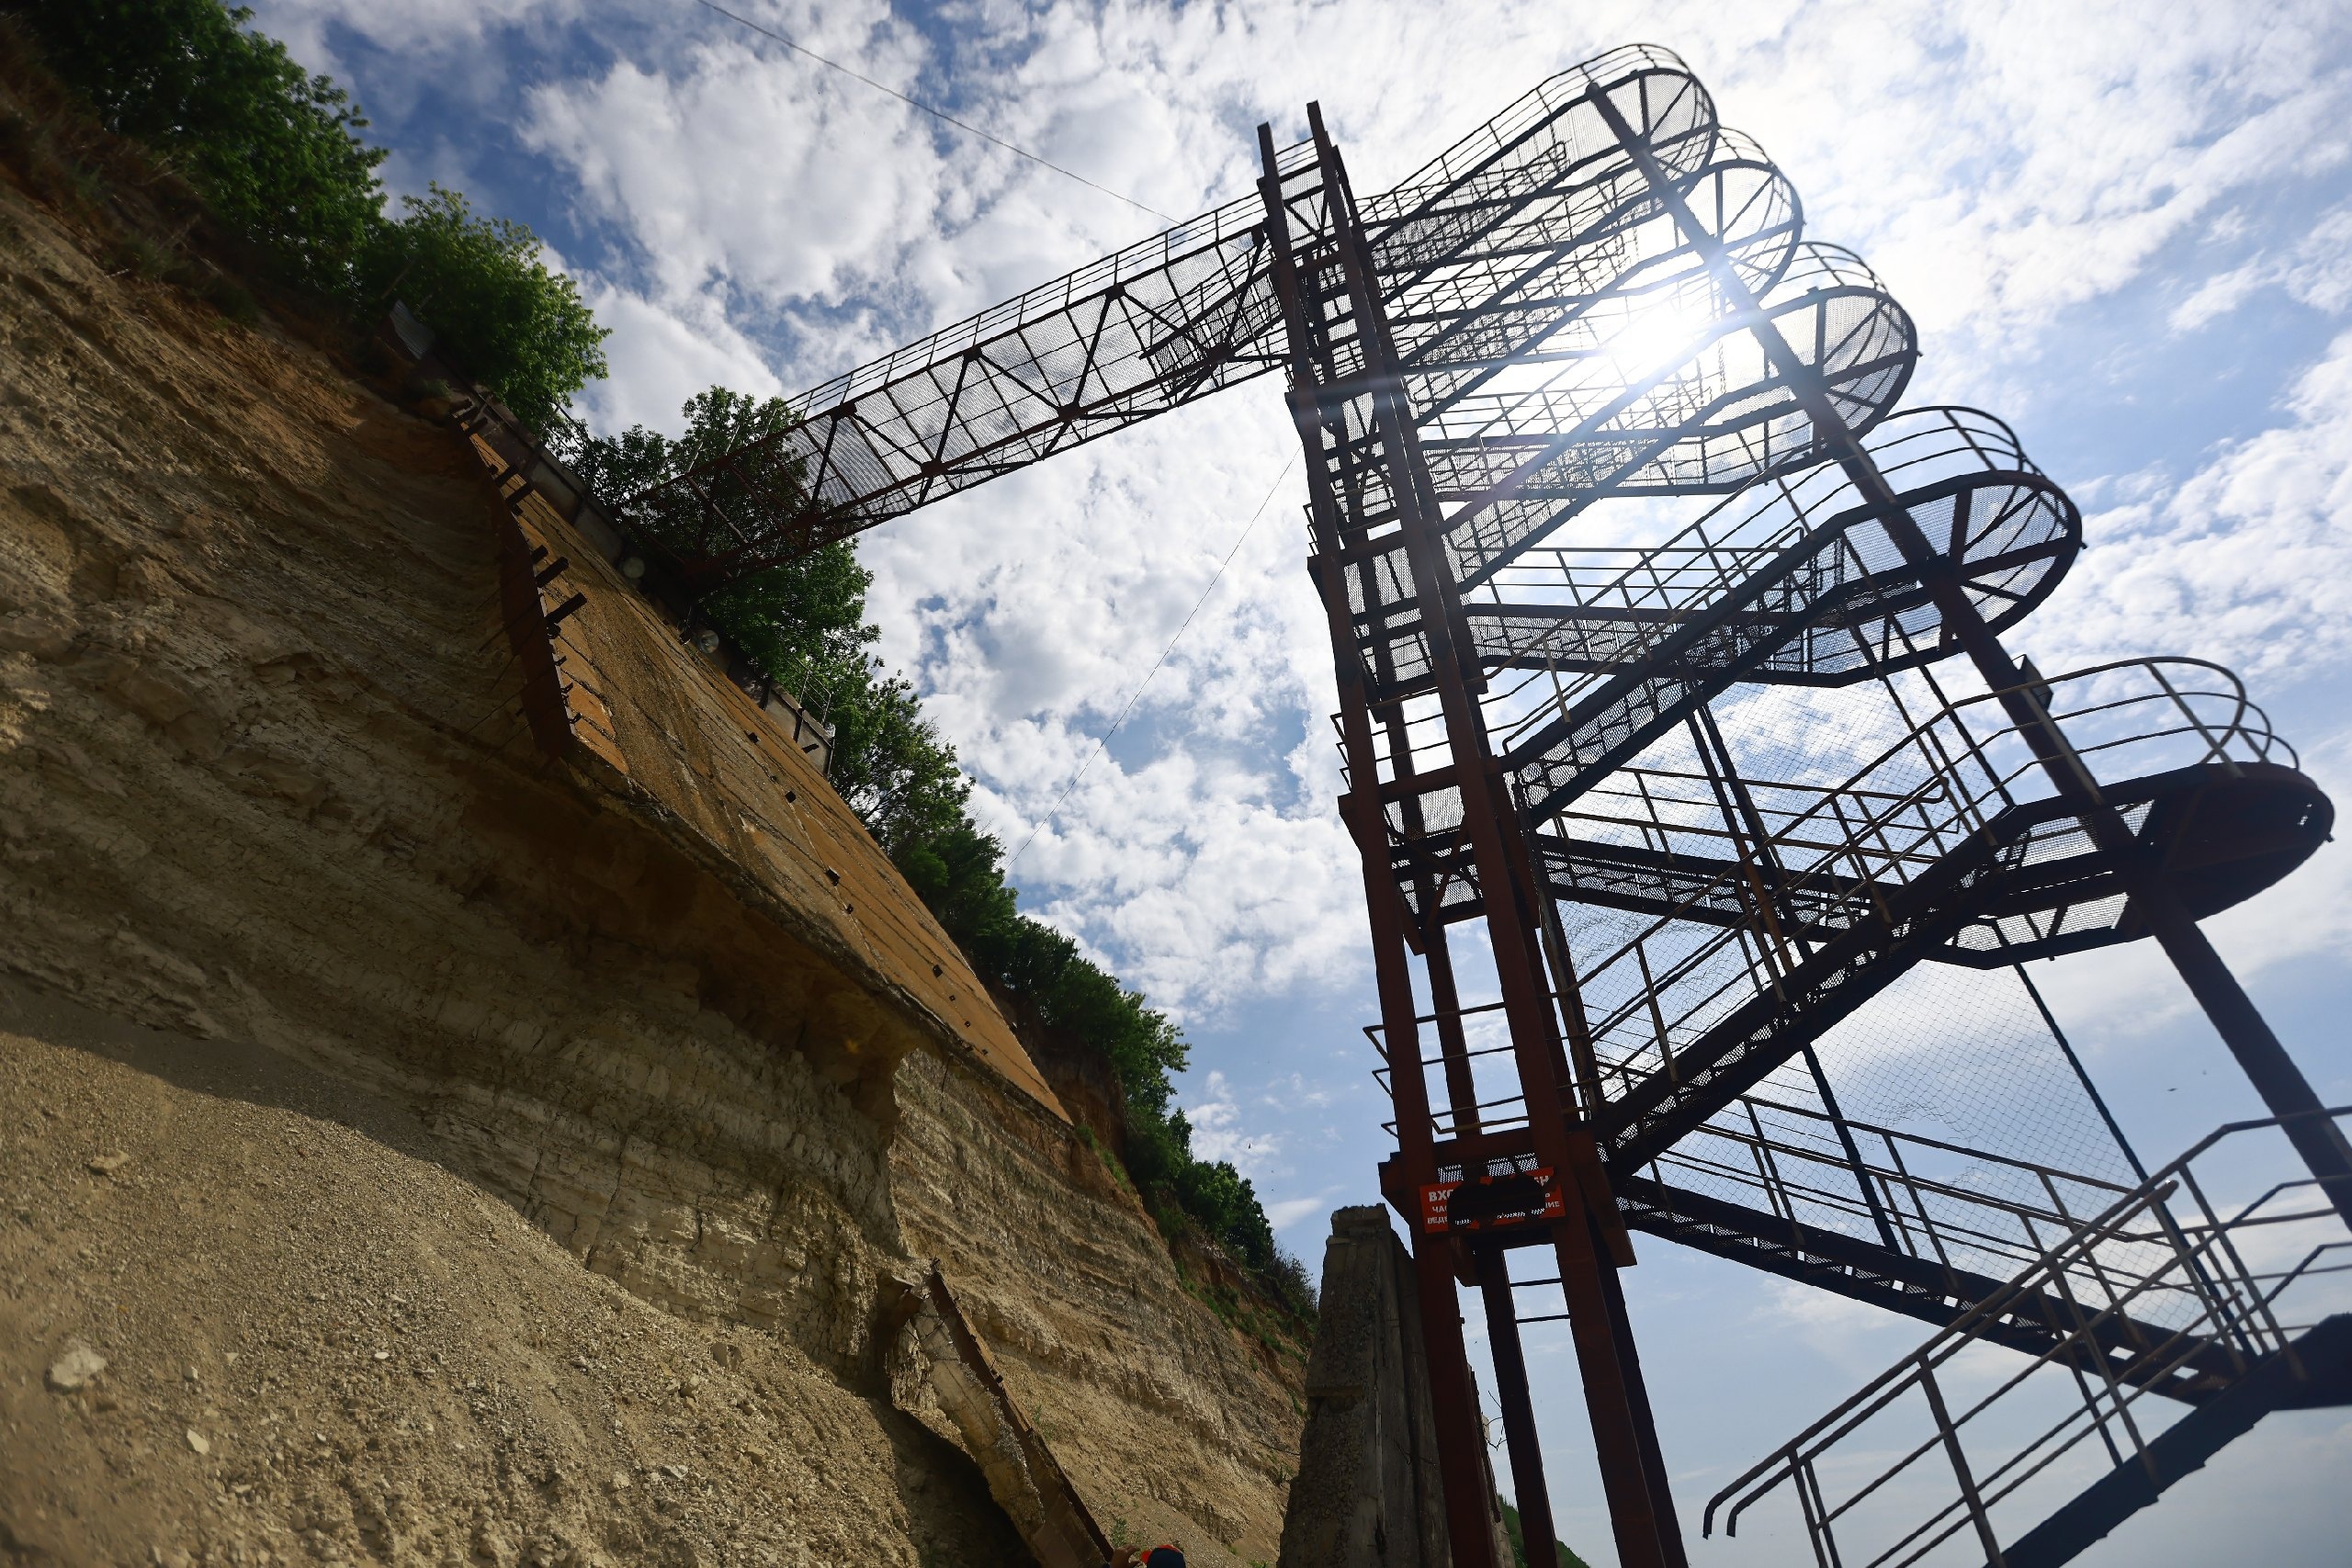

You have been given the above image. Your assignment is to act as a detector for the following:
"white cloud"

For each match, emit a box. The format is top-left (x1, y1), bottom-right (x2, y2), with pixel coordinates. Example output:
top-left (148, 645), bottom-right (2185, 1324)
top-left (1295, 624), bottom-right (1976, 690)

top-left (853, 385), bottom-right (1366, 1017)
top-left (2171, 201), bottom-right (2352, 330)
top-left (2024, 328), bottom-right (2352, 680)
top-left (520, 19), bottom-right (949, 314)
top-left (1752, 1278), bottom-right (1922, 1379)
top-left (573, 284), bottom-right (786, 435)
top-left (1695, 0), bottom-right (2352, 367)
top-left (1263, 1188), bottom-right (1345, 1235)
top-left (1261, 1072), bottom-right (1334, 1112)
top-left (1185, 1069), bottom-right (1282, 1179)
top-left (246, 0), bottom-right (582, 81)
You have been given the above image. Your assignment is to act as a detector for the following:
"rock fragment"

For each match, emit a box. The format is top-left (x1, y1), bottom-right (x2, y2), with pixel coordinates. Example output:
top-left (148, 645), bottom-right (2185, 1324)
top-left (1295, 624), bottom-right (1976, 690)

top-left (86, 1151), bottom-right (132, 1177)
top-left (46, 1342), bottom-right (107, 1392)
top-left (0, 609), bottom-right (73, 659)
top-left (185, 1428), bottom-right (211, 1455)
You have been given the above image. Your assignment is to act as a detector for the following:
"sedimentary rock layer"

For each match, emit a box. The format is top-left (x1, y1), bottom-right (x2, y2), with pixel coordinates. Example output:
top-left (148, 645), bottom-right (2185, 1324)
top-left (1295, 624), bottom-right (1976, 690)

top-left (0, 155), bottom-right (1300, 1566)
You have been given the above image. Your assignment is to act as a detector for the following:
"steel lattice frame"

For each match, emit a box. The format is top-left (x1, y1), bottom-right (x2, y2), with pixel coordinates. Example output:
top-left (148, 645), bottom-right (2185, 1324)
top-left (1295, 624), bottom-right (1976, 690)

top-left (624, 45), bottom-right (2350, 1568)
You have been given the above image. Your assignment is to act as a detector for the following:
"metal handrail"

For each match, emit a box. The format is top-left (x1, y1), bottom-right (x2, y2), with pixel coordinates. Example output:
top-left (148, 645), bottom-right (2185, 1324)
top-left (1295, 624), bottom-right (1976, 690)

top-left (1702, 1110), bottom-right (2352, 1563)
top-left (1645, 1131), bottom-right (2195, 1318)
top-left (1380, 1006), bottom-right (2170, 1302)
top-left (1522, 656), bottom-right (2289, 1074)
top-left (1463, 404), bottom-right (2064, 746)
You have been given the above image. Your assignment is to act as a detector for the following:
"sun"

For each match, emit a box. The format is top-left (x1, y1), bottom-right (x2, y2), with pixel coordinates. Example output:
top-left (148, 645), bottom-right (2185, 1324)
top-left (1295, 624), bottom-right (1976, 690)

top-left (1598, 286), bottom-right (1725, 383)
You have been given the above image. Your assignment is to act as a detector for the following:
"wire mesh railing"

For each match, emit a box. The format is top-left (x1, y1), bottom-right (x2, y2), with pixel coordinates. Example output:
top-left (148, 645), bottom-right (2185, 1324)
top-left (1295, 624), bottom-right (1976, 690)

top-left (1536, 659), bottom-right (2293, 1099)
top-left (1377, 1021), bottom-right (2140, 1258)
top-left (1471, 407), bottom-right (2071, 680)
top-left (1474, 407), bottom-right (2079, 823)
top-left (1703, 1110), bottom-right (2352, 1567)
top-left (1643, 1090), bottom-right (2144, 1283)
top-left (1432, 243), bottom-right (1920, 586)
top-left (1387, 125), bottom-right (1804, 419)
top-left (1363, 980), bottom-right (2226, 1379)
top-left (1337, 654), bottom-right (2298, 1010)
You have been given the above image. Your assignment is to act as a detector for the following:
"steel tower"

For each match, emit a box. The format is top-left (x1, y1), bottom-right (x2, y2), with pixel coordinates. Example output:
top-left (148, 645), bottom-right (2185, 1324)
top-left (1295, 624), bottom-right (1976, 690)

top-left (615, 47), bottom-right (2350, 1568)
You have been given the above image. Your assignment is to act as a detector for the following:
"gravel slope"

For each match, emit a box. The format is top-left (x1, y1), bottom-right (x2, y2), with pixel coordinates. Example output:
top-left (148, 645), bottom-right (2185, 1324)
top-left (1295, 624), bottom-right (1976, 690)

top-left (0, 979), bottom-right (1024, 1567)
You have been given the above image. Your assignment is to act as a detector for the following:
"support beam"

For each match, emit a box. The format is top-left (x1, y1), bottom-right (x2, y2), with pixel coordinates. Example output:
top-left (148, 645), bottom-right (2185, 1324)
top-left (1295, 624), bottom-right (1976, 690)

top-left (1478, 1250), bottom-right (1560, 1568)
top-left (1261, 98), bottom-right (1680, 1568)
top-left (1259, 115), bottom-right (1501, 1568)
top-left (1310, 102), bottom-right (1678, 1568)
top-left (1590, 87), bottom-right (2352, 1232)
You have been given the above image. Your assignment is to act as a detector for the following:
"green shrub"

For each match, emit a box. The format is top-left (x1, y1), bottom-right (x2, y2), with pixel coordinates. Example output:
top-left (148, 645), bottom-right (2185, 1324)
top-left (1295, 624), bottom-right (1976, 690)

top-left (108, 231), bottom-right (170, 279)
top-left (1500, 1501), bottom-right (1593, 1568)
top-left (12, 0), bottom-right (386, 297)
top-left (360, 185), bottom-right (606, 431)
top-left (1177, 1157), bottom-right (1279, 1270)
top-left (12, 0), bottom-right (606, 420)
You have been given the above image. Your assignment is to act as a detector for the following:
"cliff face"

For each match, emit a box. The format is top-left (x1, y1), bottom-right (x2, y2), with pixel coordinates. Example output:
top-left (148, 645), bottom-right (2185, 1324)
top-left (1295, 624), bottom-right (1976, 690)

top-left (890, 1051), bottom-right (1304, 1554)
top-left (0, 152), bottom-right (1300, 1567)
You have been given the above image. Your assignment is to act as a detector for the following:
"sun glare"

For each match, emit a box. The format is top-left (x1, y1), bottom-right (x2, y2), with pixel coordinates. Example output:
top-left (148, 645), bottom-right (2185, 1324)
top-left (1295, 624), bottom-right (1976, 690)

top-left (1600, 290), bottom-right (1725, 382)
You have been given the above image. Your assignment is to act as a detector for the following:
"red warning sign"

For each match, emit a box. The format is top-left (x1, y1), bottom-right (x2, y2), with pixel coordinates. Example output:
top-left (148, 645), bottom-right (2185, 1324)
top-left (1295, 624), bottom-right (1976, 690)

top-left (1420, 1166), bottom-right (1565, 1233)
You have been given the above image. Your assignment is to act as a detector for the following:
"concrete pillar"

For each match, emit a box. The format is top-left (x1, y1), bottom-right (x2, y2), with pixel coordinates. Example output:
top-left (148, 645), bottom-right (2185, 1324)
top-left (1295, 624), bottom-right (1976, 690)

top-left (1280, 1207), bottom-right (1514, 1567)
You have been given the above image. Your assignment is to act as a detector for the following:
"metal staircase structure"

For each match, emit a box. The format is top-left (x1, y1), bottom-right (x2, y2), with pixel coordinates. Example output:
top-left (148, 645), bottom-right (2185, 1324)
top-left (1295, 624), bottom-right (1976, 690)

top-left (594, 44), bottom-right (2347, 1568)
top-left (1704, 1110), bottom-right (2352, 1567)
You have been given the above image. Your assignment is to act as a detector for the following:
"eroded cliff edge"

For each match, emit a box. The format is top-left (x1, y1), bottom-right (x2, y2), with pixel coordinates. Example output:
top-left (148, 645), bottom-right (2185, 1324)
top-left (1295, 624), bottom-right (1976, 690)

top-left (0, 163), bottom-right (1301, 1566)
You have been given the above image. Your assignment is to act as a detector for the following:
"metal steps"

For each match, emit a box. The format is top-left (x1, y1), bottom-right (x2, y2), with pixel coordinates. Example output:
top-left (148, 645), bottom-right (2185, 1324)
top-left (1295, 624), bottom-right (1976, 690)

top-left (1614, 1174), bottom-right (2241, 1404)
top-left (1999, 1313), bottom-right (2352, 1567)
top-left (1704, 1111), bottom-right (2352, 1567)
top-left (1532, 758), bottom-right (2329, 966)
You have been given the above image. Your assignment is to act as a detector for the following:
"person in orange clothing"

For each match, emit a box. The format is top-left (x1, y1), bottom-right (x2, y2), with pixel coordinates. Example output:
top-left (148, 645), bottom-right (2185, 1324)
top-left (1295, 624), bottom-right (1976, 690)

top-left (1106, 1546), bottom-right (1184, 1568)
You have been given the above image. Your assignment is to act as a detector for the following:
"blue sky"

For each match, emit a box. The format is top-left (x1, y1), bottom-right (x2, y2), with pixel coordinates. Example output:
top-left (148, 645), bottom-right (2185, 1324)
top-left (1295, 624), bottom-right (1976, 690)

top-left (246, 1), bottom-right (2352, 1561)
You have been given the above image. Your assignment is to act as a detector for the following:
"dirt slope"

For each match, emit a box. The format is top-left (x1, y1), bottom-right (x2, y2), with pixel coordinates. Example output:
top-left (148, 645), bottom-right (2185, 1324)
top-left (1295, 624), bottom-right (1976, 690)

top-left (0, 134), bottom-right (1300, 1567)
top-left (0, 980), bottom-right (1024, 1568)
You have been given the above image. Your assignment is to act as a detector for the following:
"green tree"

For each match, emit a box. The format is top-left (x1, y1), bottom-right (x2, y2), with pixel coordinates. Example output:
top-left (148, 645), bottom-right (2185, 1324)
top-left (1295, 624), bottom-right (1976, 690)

top-left (13, 0), bottom-right (386, 295)
top-left (360, 185), bottom-right (607, 430)
top-left (563, 389), bottom-right (958, 842)
top-left (1176, 1157), bottom-right (1278, 1269)
top-left (893, 815), bottom-right (1020, 952)
top-left (16, 0), bottom-right (609, 422)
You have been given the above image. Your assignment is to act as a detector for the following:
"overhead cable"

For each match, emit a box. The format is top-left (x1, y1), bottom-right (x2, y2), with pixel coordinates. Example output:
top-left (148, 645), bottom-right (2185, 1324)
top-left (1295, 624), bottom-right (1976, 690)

top-left (692, 0), bottom-right (1175, 224)
top-left (1009, 455), bottom-right (1298, 872)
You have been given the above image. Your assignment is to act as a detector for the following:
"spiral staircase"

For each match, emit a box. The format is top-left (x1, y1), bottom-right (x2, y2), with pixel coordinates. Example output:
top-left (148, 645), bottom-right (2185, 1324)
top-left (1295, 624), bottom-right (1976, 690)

top-left (591, 43), bottom-right (2348, 1568)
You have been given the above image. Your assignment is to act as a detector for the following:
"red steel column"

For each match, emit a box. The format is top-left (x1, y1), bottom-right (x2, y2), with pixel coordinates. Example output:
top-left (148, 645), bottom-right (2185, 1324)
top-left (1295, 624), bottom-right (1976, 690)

top-left (1260, 119), bottom-right (1501, 1568)
top-left (1302, 105), bottom-right (1678, 1568)
top-left (1478, 1248), bottom-right (1562, 1565)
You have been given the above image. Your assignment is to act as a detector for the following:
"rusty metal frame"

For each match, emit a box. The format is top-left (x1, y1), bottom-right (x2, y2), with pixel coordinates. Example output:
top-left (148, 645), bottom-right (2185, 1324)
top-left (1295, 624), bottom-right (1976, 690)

top-left (609, 41), bottom-right (2349, 1568)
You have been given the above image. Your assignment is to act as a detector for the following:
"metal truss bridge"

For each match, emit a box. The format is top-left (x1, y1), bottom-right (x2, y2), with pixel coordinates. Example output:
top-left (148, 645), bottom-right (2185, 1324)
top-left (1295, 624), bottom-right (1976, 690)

top-left (616, 46), bottom-right (2351, 1568)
